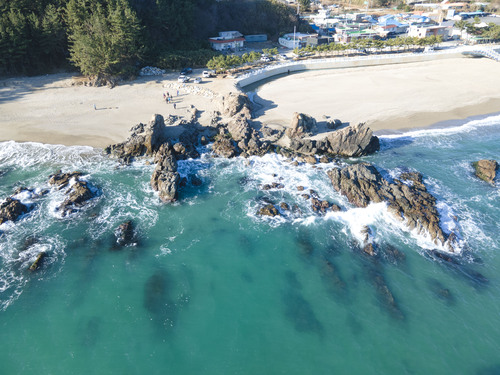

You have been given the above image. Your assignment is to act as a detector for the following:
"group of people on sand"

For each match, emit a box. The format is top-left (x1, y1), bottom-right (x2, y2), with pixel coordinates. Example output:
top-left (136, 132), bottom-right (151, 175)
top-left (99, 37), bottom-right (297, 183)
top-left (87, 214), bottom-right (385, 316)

top-left (163, 90), bottom-right (180, 109)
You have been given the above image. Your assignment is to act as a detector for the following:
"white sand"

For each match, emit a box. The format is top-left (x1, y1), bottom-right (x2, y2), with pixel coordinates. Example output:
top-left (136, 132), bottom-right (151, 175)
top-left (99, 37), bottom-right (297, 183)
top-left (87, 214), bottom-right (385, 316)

top-left (1, 56), bottom-right (499, 148)
top-left (252, 57), bottom-right (500, 133)
top-left (0, 70), bottom-right (234, 148)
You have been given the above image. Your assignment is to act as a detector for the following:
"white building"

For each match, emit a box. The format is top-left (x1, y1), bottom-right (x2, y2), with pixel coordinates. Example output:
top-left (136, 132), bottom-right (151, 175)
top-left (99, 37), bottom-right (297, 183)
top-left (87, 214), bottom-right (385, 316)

top-left (208, 31), bottom-right (245, 51)
top-left (278, 33), bottom-right (312, 49)
top-left (408, 25), bottom-right (451, 39)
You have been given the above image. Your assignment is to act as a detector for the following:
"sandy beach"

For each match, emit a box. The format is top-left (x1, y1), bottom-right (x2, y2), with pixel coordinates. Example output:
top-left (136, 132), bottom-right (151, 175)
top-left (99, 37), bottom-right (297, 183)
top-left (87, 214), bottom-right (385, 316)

top-left (252, 57), bottom-right (500, 134)
top-left (1, 56), bottom-right (499, 148)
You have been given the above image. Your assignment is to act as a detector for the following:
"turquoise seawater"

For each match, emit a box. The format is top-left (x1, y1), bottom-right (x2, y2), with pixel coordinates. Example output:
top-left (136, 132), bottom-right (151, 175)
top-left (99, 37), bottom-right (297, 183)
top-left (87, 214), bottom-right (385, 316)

top-left (0, 115), bottom-right (499, 375)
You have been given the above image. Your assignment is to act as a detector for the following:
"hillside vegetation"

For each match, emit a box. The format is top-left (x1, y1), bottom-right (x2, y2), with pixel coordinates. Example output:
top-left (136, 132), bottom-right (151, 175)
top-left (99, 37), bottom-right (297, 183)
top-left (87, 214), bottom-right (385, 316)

top-left (0, 0), bottom-right (299, 77)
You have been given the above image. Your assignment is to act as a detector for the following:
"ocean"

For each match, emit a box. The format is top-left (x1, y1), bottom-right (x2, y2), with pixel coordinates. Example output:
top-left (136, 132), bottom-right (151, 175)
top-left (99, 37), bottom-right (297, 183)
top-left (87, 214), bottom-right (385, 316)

top-left (0, 114), bottom-right (499, 375)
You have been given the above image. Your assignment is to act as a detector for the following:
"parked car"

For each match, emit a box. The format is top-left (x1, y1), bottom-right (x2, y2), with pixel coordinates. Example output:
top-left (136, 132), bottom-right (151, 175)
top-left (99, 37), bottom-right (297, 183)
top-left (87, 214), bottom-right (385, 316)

top-left (193, 77), bottom-right (201, 84)
top-left (180, 67), bottom-right (193, 75)
top-left (177, 75), bottom-right (190, 83)
top-left (278, 54), bottom-right (288, 60)
top-left (202, 70), bottom-right (213, 78)
top-left (260, 56), bottom-right (271, 62)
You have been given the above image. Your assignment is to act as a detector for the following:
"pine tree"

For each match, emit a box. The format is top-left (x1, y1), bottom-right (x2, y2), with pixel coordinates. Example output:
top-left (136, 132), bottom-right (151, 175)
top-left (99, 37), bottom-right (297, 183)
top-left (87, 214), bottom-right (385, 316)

top-left (66, 0), bottom-right (143, 77)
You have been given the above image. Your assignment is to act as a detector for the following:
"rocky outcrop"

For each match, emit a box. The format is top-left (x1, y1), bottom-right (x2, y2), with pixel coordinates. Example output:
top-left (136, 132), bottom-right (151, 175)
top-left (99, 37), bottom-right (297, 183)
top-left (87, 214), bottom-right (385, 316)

top-left (212, 135), bottom-right (239, 158)
top-left (328, 163), bottom-right (456, 251)
top-left (311, 197), bottom-right (341, 215)
top-left (48, 171), bottom-right (83, 188)
top-left (114, 220), bottom-right (136, 247)
top-left (222, 93), bottom-right (252, 118)
top-left (286, 112), bottom-right (316, 139)
top-left (288, 123), bottom-right (379, 157)
top-left (49, 170), bottom-right (98, 216)
top-left (104, 114), bottom-right (167, 160)
top-left (29, 252), bottom-right (46, 272)
top-left (325, 123), bottom-right (379, 157)
top-left (222, 96), bottom-right (271, 157)
top-left (150, 143), bottom-right (180, 202)
top-left (473, 159), bottom-right (498, 184)
top-left (258, 204), bottom-right (280, 217)
top-left (61, 181), bottom-right (96, 216)
top-left (0, 197), bottom-right (30, 224)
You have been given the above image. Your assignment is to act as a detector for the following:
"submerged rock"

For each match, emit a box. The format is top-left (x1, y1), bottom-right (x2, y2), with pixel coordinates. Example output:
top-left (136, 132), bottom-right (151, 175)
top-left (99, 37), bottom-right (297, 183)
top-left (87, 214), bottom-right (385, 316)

top-left (473, 159), bottom-right (498, 184)
top-left (328, 163), bottom-right (457, 251)
top-left (0, 197), bottom-right (30, 224)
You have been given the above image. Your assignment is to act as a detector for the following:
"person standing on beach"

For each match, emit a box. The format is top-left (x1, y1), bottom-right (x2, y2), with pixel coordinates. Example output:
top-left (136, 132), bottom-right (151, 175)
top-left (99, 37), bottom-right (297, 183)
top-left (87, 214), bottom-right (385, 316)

top-left (177, 90), bottom-right (179, 96)
top-left (173, 103), bottom-right (176, 109)
top-left (93, 104), bottom-right (96, 110)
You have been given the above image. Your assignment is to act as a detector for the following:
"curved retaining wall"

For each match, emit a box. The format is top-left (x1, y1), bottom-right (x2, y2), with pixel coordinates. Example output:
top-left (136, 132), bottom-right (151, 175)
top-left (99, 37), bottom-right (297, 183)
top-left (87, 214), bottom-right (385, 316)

top-left (236, 49), bottom-right (467, 88)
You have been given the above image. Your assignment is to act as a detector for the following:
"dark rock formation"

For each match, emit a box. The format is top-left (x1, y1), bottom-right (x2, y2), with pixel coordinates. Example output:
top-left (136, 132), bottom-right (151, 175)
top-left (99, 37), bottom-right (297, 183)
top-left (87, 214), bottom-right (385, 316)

top-left (48, 171), bottom-right (83, 189)
top-left (0, 197), bottom-right (30, 224)
top-left (288, 123), bottom-right (379, 157)
top-left (286, 112), bottom-right (317, 139)
top-left (114, 220), bottom-right (136, 247)
top-left (473, 159), bottom-right (498, 184)
top-left (328, 163), bottom-right (457, 251)
top-left (104, 114), bottom-right (167, 159)
top-left (222, 93), bottom-right (252, 118)
top-left (48, 171), bottom-right (98, 216)
top-left (62, 181), bottom-right (96, 216)
top-left (280, 202), bottom-right (290, 211)
top-left (29, 252), bottom-right (46, 272)
top-left (325, 123), bottom-right (379, 157)
top-left (361, 226), bottom-right (376, 256)
top-left (258, 204), bottom-right (280, 217)
top-left (151, 143), bottom-right (180, 202)
top-left (311, 198), bottom-right (339, 215)
top-left (261, 182), bottom-right (284, 190)
top-left (212, 135), bottom-right (239, 158)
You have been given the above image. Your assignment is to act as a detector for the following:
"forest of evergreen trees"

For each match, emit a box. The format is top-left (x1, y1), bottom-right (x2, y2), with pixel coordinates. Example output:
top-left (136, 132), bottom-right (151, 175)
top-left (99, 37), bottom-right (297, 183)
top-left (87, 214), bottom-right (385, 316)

top-left (0, 0), bottom-right (300, 77)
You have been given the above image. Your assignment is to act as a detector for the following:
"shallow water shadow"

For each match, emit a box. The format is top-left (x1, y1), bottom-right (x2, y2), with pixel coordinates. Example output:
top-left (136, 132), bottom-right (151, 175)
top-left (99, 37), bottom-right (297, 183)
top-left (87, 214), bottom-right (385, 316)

top-left (476, 364), bottom-right (500, 375)
top-left (80, 316), bottom-right (101, 347)
top-left (282, 288), bottom-right (323, 336)
top-left (143, 270), bottom-right (177, 332)
top-left (356, 250), bottom-right (405, 321)
top-left (319, 256), bottom-right (349, 303)
top-left (296, 230), bottom-right (315, 260)
top-left (426, 278), bottom-right (456, 306)
top-left (426, 250), bottom-right (489, 290)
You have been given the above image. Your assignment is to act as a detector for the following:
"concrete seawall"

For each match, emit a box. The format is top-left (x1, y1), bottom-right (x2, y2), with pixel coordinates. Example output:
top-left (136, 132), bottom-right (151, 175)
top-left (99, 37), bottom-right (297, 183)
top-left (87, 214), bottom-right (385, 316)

top-left (236, 50), bottom-right (465, 88)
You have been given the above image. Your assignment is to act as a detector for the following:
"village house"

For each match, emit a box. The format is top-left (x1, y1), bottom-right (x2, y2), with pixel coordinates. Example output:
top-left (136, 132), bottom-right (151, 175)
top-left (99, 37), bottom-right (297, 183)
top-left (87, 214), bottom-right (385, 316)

top-left (408, 24), bottom-right (451, 39)
top-left (208, 31), bottom-right (245, 51)
top-left (278, 32), bottom-right (312, 49)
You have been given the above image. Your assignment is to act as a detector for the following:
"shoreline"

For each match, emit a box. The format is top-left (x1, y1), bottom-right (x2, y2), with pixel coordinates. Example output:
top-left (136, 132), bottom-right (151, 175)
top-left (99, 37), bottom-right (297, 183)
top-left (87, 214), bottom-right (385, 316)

top-left (1, 56), bottom-right (500, 148)
top-left (372, 99), bottom-right (500, 137)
